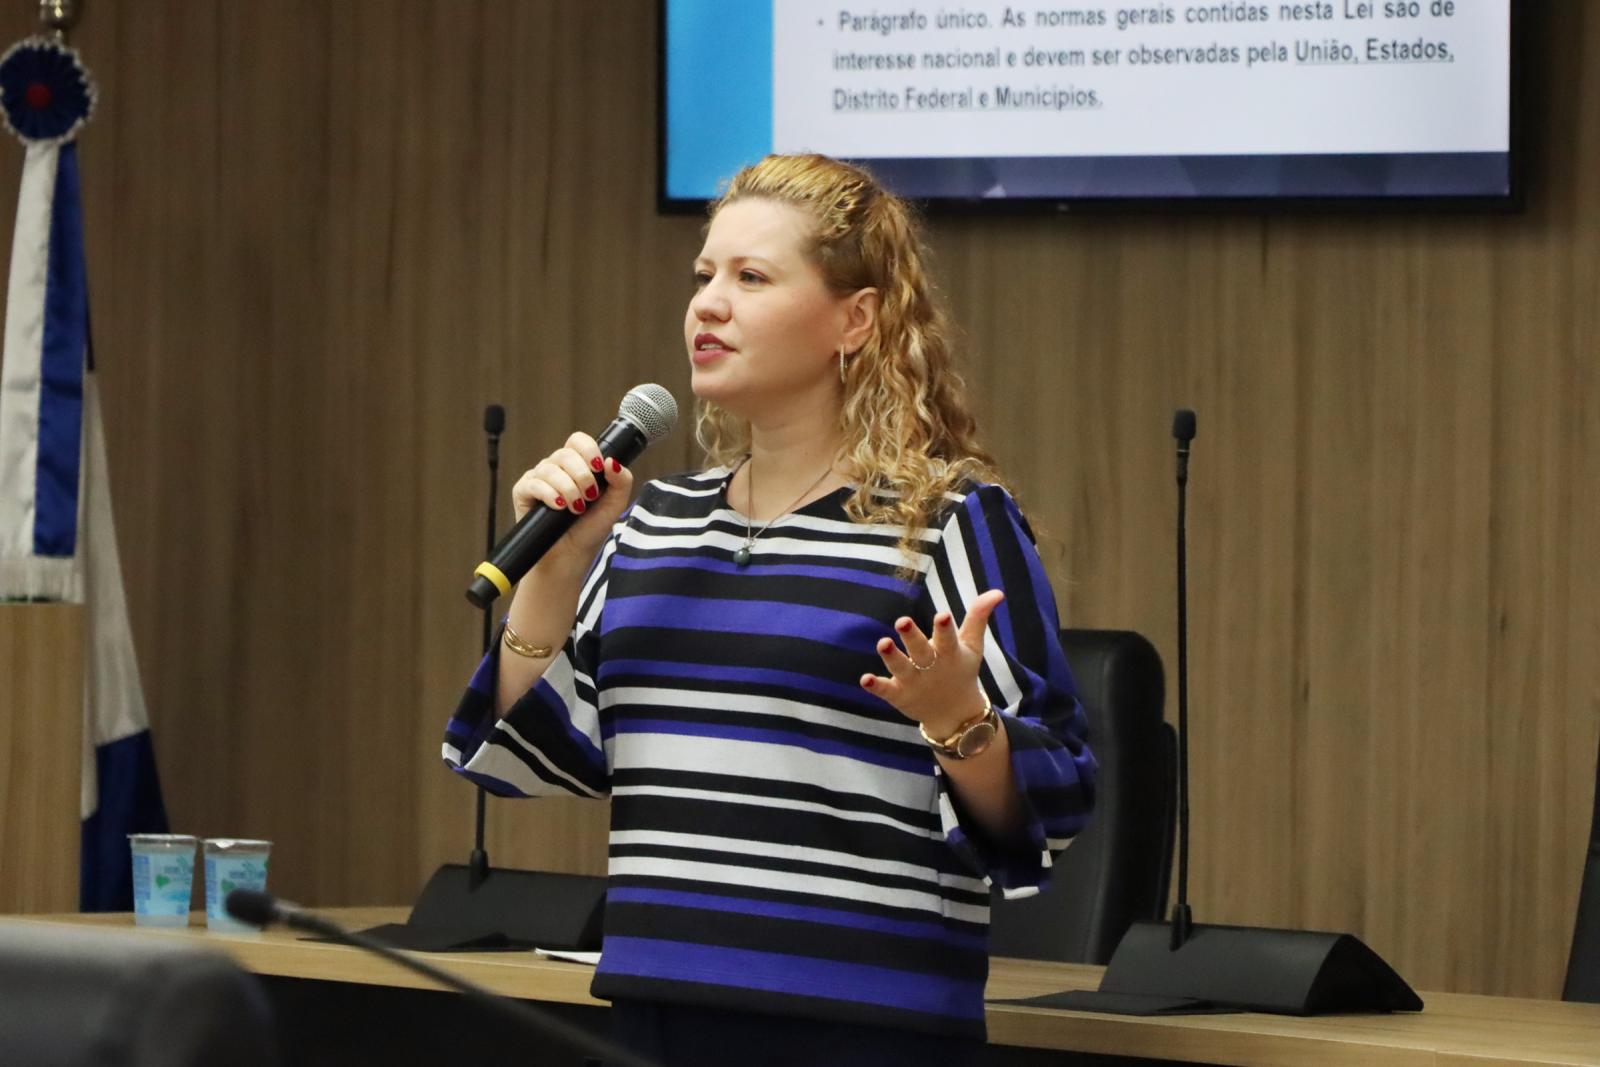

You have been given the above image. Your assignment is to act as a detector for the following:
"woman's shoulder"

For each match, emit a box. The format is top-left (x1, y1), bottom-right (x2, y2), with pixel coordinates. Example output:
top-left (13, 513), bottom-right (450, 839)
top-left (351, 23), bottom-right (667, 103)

top-left (629, 466), bottom-right (733, 518)
top-left (932, 478), bottom-right (1017, 517)
top-left (847, 478), bottom-right (1029, 559)
top-left (925, 479), bottom-right (1037, 544)
top-left (643, 465), bottom-right (732, 492)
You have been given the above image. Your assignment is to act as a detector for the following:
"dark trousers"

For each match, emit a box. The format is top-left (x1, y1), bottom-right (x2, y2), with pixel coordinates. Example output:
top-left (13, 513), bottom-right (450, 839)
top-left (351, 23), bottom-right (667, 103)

top-left (608, 999), bottom-right (984, 1067)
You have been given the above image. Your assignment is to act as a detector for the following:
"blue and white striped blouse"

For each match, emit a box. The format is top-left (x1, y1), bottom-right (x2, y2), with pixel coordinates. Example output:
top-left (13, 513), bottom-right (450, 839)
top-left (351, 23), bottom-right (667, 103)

top-left (443, 467), bottom-right (1096, 1038)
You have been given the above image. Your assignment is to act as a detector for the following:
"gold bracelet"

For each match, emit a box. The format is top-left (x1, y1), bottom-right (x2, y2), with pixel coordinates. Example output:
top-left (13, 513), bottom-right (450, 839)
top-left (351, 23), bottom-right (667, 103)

top-left (501, 621), bottom-right (555, 659)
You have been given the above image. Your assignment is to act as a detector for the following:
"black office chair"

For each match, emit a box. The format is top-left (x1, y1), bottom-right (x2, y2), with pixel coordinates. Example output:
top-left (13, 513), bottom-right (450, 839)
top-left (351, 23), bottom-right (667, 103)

top-left (1564, 728), bottom-right (1600, 1001)
top-left (0, 921), bottom-right (279, 1067)
top-left (988, 628), bottom-right (1176, 965)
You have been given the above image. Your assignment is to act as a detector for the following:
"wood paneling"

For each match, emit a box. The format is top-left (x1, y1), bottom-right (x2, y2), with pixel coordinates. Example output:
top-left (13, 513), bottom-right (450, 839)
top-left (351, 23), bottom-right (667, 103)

top-left (0, 0), bottom-right (1591, 999)
top-left (0, 605), bottom-right (82, 911)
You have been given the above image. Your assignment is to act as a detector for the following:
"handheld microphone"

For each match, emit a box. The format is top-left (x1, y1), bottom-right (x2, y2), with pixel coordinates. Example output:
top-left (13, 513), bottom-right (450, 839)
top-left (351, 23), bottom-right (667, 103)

top-left (224, 890), bottom-right (660, 1067)
top-left (466, 385), bottom-right (677, 609)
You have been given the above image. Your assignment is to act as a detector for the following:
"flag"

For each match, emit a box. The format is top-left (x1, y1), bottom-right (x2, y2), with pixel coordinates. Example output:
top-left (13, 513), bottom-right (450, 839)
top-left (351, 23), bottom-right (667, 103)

top-left (0, 36), bottom-right (167, 911)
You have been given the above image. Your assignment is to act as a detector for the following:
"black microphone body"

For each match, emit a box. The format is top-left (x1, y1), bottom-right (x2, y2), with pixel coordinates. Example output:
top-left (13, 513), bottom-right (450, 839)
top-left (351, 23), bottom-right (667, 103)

top-left (467, 386), bottom-right (676, 609)
top-left (224, 890), bottom-right (659, 1067)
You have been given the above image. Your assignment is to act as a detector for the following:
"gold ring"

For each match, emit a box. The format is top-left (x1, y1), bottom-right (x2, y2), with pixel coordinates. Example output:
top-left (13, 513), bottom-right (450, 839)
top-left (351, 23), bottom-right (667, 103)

top-left (910, 648), bottom-right (939, 672)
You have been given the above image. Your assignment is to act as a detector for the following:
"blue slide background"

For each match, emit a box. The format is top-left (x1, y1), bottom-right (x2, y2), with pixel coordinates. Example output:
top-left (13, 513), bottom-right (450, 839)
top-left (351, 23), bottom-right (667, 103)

top-left (664, 1), bottom-right (773, 200)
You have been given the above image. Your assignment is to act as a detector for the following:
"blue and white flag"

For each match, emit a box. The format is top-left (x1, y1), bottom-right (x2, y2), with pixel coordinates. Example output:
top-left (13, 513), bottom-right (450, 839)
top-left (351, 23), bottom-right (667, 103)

top-left (0, 36), bottom-right (167, 911)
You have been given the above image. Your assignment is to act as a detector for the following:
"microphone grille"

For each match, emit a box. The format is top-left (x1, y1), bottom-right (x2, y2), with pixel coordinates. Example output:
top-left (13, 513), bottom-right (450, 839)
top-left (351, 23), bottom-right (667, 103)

top-left (618, 384), bottom-right (678, 443)
top-left (1172, 408), bottom-right (1197, 442)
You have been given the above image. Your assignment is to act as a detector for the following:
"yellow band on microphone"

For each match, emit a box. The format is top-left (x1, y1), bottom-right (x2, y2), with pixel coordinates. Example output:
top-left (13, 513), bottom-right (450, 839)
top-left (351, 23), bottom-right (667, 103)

top-left (474, 562), bottom-right (512, 597)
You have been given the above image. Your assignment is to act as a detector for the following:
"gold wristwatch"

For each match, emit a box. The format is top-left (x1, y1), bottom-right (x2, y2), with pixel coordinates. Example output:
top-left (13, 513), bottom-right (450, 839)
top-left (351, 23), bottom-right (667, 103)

top-left (919, 691), bottom-right (999, 760)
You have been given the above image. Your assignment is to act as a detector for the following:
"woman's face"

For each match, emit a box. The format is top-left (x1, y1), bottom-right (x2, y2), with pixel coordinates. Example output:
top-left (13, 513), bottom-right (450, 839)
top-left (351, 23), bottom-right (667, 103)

top-left (684, 198), bottom-right (861, 418)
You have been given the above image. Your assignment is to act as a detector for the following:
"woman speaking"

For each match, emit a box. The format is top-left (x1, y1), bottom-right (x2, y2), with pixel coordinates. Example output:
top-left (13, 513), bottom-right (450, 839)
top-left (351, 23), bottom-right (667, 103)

top-left (444, 154), bottom-right (1096, 1066)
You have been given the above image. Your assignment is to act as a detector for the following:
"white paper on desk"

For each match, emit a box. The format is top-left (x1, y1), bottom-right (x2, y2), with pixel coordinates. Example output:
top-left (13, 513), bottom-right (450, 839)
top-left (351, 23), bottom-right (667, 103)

top-left (535, 948), bottom-right (601, 966)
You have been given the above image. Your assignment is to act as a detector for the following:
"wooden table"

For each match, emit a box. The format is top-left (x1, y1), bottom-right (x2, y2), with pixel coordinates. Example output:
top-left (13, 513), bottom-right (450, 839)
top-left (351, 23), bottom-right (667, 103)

top-left (5, 908), bottom-right (1598, 1066)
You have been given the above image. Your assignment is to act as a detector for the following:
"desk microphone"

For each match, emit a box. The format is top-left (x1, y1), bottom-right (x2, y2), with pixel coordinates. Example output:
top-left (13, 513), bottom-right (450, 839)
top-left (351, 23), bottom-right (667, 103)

top-left (465, 384), bottom-right (678, 609)
top-left (1169, 409), bottom-right (1195, 950)
top-left (224, 890), bottom-right (658, 1067)
top-left (1078, 408), bottom-right (1423, 1016)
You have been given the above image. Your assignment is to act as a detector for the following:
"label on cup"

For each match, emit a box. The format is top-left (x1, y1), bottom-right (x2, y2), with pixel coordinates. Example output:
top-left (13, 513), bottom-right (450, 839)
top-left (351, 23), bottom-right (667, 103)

top-left (203, 838), bottom-right (272, 931)
top-left (128, 835), bottom-right (198, 927)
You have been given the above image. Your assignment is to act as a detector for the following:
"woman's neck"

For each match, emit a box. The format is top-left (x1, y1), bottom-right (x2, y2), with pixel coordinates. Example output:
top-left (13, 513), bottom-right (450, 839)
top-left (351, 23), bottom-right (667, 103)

top-left (735, 405), bottom-right (848, 521)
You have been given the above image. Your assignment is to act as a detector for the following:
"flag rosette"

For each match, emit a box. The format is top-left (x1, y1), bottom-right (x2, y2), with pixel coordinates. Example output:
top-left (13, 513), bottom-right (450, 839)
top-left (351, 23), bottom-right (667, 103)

top-left (0, 35), bottom-right (95, 146)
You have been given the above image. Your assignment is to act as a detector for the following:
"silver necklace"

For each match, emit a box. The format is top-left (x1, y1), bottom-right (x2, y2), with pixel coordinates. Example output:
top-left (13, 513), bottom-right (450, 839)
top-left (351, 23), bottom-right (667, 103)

top-left (733, 458), bottom-right (834, 567)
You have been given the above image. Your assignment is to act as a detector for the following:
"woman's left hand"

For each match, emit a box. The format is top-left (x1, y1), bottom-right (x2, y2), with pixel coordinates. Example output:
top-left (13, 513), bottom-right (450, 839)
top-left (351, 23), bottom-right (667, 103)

top-left (861, 589), bottom-right (1005, 736)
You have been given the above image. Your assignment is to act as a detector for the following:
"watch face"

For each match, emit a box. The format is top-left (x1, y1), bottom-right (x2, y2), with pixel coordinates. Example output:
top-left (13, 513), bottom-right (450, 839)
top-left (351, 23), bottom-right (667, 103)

top-left (955, 721), bottom-right (997, 759)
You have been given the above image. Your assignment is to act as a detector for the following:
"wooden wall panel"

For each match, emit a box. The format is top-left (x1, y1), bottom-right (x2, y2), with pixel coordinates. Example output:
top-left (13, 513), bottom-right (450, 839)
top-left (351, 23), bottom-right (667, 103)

top-left (0, 0), bottom-right (1592, 999)
top-left (0, 605), bottom-right (83, 912)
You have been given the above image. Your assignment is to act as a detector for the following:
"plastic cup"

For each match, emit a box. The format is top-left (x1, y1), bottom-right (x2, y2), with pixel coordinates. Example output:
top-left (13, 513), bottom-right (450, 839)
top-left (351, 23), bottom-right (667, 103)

top-left (203, 838), bottom-right (273, 932)
top-left (128, 834), bottom-right (198, 926)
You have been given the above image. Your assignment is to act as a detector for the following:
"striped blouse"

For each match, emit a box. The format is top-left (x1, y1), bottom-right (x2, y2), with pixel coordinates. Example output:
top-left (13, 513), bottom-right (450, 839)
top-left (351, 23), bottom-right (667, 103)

top-left (443, 468), bottom-right (1096, 1038)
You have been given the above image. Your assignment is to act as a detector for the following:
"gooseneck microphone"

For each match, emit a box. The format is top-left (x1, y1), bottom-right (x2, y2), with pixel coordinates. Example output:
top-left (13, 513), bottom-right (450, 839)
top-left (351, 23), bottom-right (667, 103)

top-left (1080, 407), bottom-right (1421, 1015)
top-left (483, 404), bottom-right (507, 639)
top-left (474, 404), bottom-right (506, 890)
top-left (224, 890), bottom-right (659, 1067)
top-left (466, 385), bottom-right (678, 608)
top-left (1170, 408), bottom-right (1196, 951)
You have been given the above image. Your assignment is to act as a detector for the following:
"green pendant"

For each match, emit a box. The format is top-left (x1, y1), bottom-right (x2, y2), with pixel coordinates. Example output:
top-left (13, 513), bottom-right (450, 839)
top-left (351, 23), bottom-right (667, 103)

top-left (734, 545), bottom-right (752, 566)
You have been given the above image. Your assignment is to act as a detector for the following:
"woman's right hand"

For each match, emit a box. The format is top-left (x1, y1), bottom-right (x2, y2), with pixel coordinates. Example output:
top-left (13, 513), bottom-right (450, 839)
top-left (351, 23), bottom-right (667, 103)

top-left (510, 432), bottom-right (634, 576)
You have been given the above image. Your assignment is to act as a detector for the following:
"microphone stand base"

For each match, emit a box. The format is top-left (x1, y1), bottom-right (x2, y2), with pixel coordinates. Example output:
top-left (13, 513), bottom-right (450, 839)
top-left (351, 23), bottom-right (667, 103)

top-left (1064, 921), bottom-right (1423, 1016)
top-left (355, 864), bottom-right (605, 953)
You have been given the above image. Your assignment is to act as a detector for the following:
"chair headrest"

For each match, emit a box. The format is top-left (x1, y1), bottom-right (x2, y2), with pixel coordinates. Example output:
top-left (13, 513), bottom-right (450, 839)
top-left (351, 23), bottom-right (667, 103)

top-left (0, 921), bottom-right (279, 1067)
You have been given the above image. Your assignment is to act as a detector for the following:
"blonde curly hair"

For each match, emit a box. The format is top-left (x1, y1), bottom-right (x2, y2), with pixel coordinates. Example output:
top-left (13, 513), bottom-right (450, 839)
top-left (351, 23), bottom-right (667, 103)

top-left (695, 154), bottom-right (1004, 559)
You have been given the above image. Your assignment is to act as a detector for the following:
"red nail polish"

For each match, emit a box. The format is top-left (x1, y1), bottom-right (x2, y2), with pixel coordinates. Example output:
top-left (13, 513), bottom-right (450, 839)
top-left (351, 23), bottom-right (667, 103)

top-left (574, 499), bottom-right (587, 513)
top-left (591, 457), bottom-right (604, 471)
top-left (896, 620), bottom-right (912, 632)
top-left (863, 676), bottom-right (876, 688)
top-left (609, 458), bottom-right (622, 474)
top-left (585, 486), bottom-right (599, 501)
top-left (554, 496), bottom-right (565, 508)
